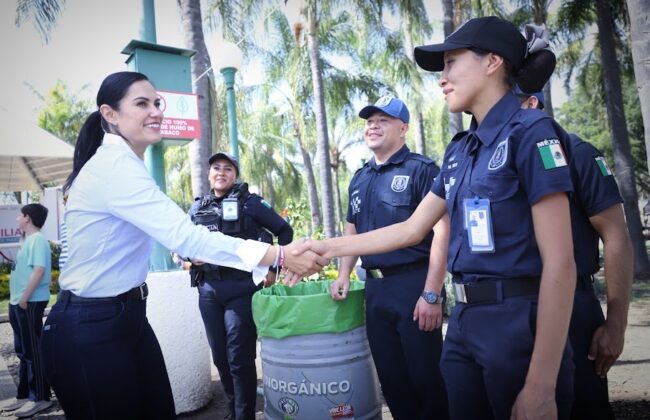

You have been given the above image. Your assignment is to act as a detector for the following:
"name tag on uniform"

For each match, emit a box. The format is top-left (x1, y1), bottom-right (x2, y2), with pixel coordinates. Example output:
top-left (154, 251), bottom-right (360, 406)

top-left (463, 198), bottom-right (495, 253)
top-left (222, 198), bottom-right (239, 221)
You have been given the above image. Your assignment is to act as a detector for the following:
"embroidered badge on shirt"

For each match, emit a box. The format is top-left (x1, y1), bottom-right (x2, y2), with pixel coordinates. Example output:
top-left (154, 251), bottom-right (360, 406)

top-left (351, 190), bottom-right (361, 215)
top-left (444, 176), bottom-right (456, 199)
top-left (595, 156), bottom-right (613, 176)
top-left (536, 139), bottom-right (567, 169)
top-left (488, 138), bottom-right (509, 171)
top-left (391, 175), bottom-right (409, 192)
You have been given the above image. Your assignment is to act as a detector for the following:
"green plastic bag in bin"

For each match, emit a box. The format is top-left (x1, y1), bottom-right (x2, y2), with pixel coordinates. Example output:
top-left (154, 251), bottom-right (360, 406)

top-left (252, 280), bottom-right (365, 339)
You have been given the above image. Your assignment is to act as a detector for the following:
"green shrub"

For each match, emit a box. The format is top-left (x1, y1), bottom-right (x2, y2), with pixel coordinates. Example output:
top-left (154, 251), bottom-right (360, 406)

top-left (0, 262), bottom-right (11, 275)
top-left (0, 270), bottom-right (60, 301)
top-left (50, 241), bottom-right (61, 271)
top-left (50, 270), bottom-right (60, 295)
top-left (0, 273), bottom-right (8, 300)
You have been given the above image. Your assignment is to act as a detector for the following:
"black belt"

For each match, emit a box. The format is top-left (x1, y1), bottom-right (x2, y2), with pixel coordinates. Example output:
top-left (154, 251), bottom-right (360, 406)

top-left (205, 266), bottom-right (251, 281)
top-left (366, 260), bottom-right (428, 279)
top-left (453, 278), bottom-right (540, 304)
top-left (576, 275), bottom-right (594, 291)
top-left (59, 283), bottom-right (149, 303)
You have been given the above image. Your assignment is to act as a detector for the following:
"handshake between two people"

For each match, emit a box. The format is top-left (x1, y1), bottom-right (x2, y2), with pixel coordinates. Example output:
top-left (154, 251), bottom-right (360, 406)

top-left (280, 238), bottom-right (332, 286)
top-left (185, 238), bottom-right (332, 285)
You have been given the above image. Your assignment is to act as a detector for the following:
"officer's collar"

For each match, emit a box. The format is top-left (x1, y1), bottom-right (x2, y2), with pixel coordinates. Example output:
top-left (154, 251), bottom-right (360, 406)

top-left (211, 182), bottom-right (247, 200)
top-left (210, 188), bottom-right (231, 201)
top-left (468, 92), bottom-right (520, 146)
top-left (369, 145), bottom-right (410, 170)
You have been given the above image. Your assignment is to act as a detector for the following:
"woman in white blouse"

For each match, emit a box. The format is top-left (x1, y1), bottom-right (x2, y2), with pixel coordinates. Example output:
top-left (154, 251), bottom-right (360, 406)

top-left (39, 71), bottom-right (327, 419)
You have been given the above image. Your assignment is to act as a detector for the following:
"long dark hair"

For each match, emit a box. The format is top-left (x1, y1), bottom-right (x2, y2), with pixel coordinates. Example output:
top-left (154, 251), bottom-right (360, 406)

top-left (63, 71), bottom-right (150, 193)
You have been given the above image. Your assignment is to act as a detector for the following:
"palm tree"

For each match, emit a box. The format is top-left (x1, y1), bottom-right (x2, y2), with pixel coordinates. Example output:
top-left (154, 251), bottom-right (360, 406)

top-left (304, 0), bottom-right (336, 238)
top-left (378, 0), bottom-right (432, 155)
top-left (258, 10), bottom-right (323, 234)
top-left (626, 0), bottom-right (650, 176)
top-left (178, 0), bottom-right (219, 198)
top-left (329, 116), bottom-right (363, 231)
top-left (442, 0), bottom-right (464, 136)
top-left (594, 0), bottom-right (650, 274)
top-left (15, 0), bottom-right (65, 44)
top-left (558, 0), bottom-right (650, 274)
top-left (237, 100), bottom-right (302, 210)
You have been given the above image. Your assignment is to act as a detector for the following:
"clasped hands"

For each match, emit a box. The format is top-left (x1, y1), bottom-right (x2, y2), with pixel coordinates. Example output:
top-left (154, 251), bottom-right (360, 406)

top-left (280, 238), bottom-right (331, 286)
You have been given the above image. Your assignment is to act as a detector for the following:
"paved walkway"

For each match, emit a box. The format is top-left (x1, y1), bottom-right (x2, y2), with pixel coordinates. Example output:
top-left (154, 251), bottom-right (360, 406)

top-left (0, 283), bottom-right (647, 419)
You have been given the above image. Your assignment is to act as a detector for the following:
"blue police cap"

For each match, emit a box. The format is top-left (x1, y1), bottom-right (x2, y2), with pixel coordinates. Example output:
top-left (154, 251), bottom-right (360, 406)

top-left (358, 96), bottom-right (410, 123)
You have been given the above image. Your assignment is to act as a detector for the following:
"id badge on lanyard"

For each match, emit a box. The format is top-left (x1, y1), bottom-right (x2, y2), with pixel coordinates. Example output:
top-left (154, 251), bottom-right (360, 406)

top-left (463, 196), bottom-right (495, 253)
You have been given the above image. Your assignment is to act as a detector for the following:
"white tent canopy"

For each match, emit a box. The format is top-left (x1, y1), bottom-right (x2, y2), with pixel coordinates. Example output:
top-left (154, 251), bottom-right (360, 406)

top-left (0, 108), bottom-right (74, 192)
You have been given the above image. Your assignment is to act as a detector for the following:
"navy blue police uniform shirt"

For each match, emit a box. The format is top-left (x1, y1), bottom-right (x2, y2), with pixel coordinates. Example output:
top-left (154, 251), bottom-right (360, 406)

top-left (431, 92), bottom-right (574, 283)
top-left (347, 145), bottom-right (439, 269)
top-left (189, 193), bottom-right (293, 245)
top-left (568, 134), bottom-right (623, 277)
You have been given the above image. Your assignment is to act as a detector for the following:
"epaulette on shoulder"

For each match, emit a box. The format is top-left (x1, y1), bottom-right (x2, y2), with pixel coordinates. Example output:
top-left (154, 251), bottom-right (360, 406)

top-left (246, 192), bottom-right (260, 202)
top-left (408, 152), bottom-right (435, 165)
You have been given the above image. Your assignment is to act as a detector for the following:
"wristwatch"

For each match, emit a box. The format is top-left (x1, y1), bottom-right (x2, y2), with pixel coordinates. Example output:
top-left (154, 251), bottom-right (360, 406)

top-left (421, 290), bottom-right (443, 304)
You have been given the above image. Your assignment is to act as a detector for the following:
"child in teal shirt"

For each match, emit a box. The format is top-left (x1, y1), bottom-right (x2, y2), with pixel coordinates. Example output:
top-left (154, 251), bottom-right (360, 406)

top-left (2, 204), bottom-right (52, 417)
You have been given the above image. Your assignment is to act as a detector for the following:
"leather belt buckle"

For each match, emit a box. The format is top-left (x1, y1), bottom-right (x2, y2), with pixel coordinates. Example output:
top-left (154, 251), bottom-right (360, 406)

top-left (454, 283), bottom-right (468, 304)
top-left (368, 269), bottom-right (384, 279)
top-left (137, 283), bottom-right (148, 300)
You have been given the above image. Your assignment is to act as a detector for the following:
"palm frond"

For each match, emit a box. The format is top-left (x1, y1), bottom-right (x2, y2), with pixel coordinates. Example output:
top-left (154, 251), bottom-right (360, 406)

top-left (15, 0), bottom-right (66, 44)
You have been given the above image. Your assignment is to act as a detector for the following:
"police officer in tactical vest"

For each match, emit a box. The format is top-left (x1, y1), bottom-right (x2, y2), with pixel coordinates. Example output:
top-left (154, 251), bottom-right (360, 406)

top-left (187, 152), bottom-right (293, 420)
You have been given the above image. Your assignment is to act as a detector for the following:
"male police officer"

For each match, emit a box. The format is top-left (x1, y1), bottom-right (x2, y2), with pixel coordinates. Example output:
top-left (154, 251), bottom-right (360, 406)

top-left (521, 91), bottom-right (633, 419)
top-left (330, 96), bottom-right (449, 420)
top-left (188, 152), bottom-right (293, 420)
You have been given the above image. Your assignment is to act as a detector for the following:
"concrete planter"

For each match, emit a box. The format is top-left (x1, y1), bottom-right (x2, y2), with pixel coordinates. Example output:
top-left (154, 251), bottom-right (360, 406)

top-left (146, 271), bottom-right (211, 414)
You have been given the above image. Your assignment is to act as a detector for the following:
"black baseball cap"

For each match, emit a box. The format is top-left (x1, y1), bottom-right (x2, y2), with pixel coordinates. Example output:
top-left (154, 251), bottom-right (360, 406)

top-left (208, 152), bottom-right (239, 176)
top-left (414, 16), bottom-right (527, 72)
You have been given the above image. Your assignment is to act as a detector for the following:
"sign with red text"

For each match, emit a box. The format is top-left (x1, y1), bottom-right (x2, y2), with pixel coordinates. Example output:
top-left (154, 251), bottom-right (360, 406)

top-left (157, 90), bottom-right (201, 139)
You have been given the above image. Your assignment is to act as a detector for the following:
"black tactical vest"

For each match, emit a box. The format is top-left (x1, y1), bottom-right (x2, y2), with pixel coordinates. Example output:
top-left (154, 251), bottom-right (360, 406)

top-left (193, 182), bottom-right (264, 240)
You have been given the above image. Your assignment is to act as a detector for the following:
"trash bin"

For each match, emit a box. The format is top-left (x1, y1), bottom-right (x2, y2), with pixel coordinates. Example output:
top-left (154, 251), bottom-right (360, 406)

top-left (253, 281), bottom-right (381, 420)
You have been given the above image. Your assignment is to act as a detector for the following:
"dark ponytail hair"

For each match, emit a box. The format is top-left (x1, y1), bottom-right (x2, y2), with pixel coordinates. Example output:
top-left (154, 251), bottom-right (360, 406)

top-left (63, 71), bottom-right (151, 193)
top-left (514, 49), bottom-right (556, 94)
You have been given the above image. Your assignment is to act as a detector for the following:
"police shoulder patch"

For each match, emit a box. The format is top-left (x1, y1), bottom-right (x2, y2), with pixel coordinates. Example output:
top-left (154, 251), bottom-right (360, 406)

top-left (488, 138), bottom-right (508, 171)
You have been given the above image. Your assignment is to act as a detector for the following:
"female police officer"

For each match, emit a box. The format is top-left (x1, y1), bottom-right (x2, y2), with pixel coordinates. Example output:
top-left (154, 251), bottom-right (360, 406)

top-left (293, 17), bottom-right (576, 419)
top-left (188, 152), bottom-right (293, 420)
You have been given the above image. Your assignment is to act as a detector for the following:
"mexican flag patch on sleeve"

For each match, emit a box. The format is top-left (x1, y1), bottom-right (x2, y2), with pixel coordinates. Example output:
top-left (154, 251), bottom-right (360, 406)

top-left (595, 156), bottom-right (613, 176)
top-left (536, 139), bottom-right (567, 170)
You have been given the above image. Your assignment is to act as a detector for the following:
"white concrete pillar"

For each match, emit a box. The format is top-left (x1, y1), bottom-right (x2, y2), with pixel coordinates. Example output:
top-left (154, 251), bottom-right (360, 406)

top-left (145, 271), bottom-right (212, 414)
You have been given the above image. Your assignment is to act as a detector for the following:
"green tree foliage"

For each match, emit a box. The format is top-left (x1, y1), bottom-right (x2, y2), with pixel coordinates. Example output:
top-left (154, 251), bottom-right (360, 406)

top-left (164, 145), bottom-right (194, 212)
top-left (35, 80), bottom-right (93, 144)
top-left (558, 64), bottom-right (649, 195)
